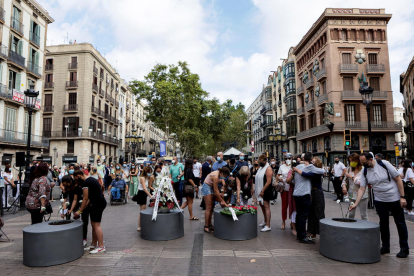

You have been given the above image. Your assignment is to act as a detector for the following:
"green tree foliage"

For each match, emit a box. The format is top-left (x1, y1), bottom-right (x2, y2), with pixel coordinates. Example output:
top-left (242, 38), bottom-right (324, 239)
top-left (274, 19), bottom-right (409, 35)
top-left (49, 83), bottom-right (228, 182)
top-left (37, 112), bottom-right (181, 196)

top-left (129, 61), bottom-right (247, 158)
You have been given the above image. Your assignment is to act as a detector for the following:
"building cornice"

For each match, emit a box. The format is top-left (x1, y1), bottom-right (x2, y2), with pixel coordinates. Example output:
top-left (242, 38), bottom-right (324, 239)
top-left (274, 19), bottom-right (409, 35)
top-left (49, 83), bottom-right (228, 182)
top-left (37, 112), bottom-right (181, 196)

top-left (25, 0), bottom-right (54, 24)
top-left (402, 57), bottom-right (414, 86)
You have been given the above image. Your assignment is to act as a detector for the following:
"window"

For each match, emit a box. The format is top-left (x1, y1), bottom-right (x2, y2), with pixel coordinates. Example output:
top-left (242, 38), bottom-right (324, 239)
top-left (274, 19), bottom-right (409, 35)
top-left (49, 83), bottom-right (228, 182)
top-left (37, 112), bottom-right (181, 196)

top-left (368, 53), bottom-right (377, 64)
top-left (30, 20), bottom-right (40, 45)
top-left (67, 141), bottom-right (75, 154)
top-left (322, 81), bottom-right (327, 94)
top-left (92, 95), bottom-right (95, 107)
top-left (367, 30), bottom-right (373, 41)
top-left (91, 141), bottom-right (94, 154)
top-left (346, 104), bottom-right (356, 124)
top-left (343, 77), bottom-right (353, 91)
top-left (342, 53), bottom-right (351, 64)
top-left (67, 117), bottom-right (78, 132)
top-left (373, 105), bottom-right (382, 125)
top-left (29, 47), bottom-right (40, 69)
top-left (5, 107), bottom-right (16, 140)
top-left (46, 59), bottom-right (53, 65)
top-left (10, 34), bottom-right (23, 56)
top-left (319, 108), bottom-right (324, 125)
top-left (44, 94), bottom-right (52, 106)
top-left (12, 6), bottom-right (21, 30)
top-left (69, 93), bottom-right (77, 105)
top-left (45, 74), bottom-right (53, 83)
top-left (370, 77), bottom-right (380, 91)
top-left (43, 118), bottom-right (51, 137)
top-left (8, 70), bottom-right (21, 90)
top-left (308, 113), bottom-right (316, 129)
top-left (321, 59), bottom-right (325, 69)
top-left (71, 56), bottom-right (77, 64)
top-left (90, 118), bottom-right (96, 132)
top-left (340, 30), bottom-right (347, 40)
top-left (70, 71), bottom-right (77, 81)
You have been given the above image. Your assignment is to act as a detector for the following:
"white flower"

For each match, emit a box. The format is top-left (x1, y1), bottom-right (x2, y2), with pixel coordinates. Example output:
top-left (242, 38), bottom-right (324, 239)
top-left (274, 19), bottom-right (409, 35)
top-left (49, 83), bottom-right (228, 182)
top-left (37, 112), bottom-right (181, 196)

top-left (65, 202), bottom-right (69, 206)
top-left (229, 204), bottom-right (232, 207)
top-left (224, 193), bottom-right (228, 197)
top-left (59, 206), bottom-right (63, 210)
top-left (336, 199), bottom-right (340, 204)
top-left (60, 199), bottom-right (64, 203)
top-left (244, 195), bottom-right (248, 199)
top-left (79, 200), bottom-right (83, 203)
top-left (240, 191), bottom-right (243, 194)
top-left (209, 165), bottom-right (212, 168)
top-left (350, 202), bottom-right (355, 205)
top-left (345, 198), bottom-right (349, 203)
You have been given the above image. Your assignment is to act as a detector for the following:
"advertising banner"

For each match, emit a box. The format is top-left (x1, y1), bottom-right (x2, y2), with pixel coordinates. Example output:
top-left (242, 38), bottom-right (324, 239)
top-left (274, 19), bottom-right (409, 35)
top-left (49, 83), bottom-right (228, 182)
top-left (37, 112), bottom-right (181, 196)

top-left (160, 141), bottom-right (166, 157)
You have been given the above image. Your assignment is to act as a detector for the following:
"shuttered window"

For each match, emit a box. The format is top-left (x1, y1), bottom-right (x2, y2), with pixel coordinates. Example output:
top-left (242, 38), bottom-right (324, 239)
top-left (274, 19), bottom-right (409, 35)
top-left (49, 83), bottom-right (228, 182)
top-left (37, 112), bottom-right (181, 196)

top-left (67, 141), bottom-right (75, 154)
top-left (70, 71), bottom-right (77, 81)
top-left (346, 104), bottom-right (356, 124)
top-left (69, 93), bottom-right (77, 105)
top-left (67, 117), bottom-right (78, 132)
top-left (367, 30), bottom-right (373, 41)
top-left (370, 77), bottom-right (380, 91)
top-left (343, 77), bottom-right (353, 90)
top-left (340, 30), bottom-right (347, 40)
top-left (44, 94), bottom-right (52, 106)
top-left (342, 53), bottom-right (351, 64)
top-left (368, 54), bottom-right (377, 64)
top-left (71, 56), bottom-right (77, 64)
top-left (5, 107), bottom-right (16, 141)
top-left (373, 105), bottom-right (382, 125)
top-left (43, 118), bottom-right (52, 137)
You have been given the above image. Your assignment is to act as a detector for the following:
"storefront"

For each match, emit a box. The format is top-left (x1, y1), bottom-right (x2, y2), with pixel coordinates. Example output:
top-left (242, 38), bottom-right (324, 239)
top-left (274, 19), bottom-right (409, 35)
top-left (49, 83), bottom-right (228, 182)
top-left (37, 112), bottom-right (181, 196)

top-left (42, 156), bottom-right (53, 164)
top-left (89, 155), bottom-right (95, 165)
top-left (62, 156), bottom-right (78, 166)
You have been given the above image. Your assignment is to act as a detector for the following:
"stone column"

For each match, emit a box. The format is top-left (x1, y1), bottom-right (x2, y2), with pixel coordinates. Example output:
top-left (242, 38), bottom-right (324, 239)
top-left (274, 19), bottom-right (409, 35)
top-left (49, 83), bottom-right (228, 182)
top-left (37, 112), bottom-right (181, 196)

top-left (381, 30), bottom-right (385, 41)
top-left (373, 29), bottom-right (377, 41)
top-left (356, 28), bottom-right (360, 40)
top-left (365, 29), bottom-right (368, 41)
top-left (347, 28), bottom-right (351, 41)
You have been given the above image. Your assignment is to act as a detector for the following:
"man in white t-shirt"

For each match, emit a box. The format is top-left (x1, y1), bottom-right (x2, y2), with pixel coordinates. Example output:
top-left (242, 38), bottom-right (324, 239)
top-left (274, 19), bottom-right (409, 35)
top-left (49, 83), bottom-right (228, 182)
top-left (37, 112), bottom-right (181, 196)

top-left (331, 157), bottom-right (346, 202)
top-left (1, 165), bottom-right (15, 208)
top-left (193, 157), bottom-right (202, 199)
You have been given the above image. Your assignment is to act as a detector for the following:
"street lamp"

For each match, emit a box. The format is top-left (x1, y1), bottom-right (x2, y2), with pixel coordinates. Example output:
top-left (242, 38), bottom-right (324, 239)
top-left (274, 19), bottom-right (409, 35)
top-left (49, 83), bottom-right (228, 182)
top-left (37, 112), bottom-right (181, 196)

top-left (53, 147), bottom-right (57, 167)
top-left (131, 128), bottom-right (138, 161)
top-left (359, 81), bottom-right (374, 151)
top-left (323, 115), bottom-right (335, 133)
top-left (23, 84), bottom-right (39, 186)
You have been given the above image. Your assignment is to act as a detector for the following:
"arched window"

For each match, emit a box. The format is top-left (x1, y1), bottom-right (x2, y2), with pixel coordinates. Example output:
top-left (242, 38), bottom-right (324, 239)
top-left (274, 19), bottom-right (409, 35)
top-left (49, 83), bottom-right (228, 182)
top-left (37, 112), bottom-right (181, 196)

top-left (324, 136), bottom-right (331, 150)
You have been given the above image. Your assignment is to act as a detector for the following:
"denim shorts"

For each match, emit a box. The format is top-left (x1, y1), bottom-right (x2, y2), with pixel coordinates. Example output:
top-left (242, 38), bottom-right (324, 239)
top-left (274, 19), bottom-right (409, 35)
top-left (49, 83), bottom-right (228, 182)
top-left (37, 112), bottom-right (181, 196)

top-left (201, 183), bottom-right (214, 196)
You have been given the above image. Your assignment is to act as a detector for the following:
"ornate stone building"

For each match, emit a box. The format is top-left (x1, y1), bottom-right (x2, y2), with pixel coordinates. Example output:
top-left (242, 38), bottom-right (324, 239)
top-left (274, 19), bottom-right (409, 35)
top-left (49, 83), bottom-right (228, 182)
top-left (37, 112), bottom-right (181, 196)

top-left (400, 56), bottom-right (414, 158)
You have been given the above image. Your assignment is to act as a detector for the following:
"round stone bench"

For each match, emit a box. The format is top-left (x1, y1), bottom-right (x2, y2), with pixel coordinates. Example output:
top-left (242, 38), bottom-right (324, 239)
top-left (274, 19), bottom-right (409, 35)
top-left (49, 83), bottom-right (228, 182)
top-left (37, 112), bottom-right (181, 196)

top-left (214, 208), bottom-right (257, 241)
top-left (140, 208), bottom-right (184, 241)
top-left (23, 220), bottom-right (84, 267)
top-left (319, 218), bottom-right (380, 264)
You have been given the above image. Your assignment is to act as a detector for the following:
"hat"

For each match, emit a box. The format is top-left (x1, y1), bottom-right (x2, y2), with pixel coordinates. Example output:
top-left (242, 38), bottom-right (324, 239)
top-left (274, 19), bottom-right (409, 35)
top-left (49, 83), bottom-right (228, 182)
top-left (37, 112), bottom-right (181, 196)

top-left (229, 154), bottom-right (235, 160)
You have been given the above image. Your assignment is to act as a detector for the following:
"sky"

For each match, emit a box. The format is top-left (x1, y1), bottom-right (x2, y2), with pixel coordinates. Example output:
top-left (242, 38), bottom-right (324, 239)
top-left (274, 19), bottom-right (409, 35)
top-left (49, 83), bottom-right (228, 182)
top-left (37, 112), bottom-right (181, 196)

top-left (40, 0), bottom-right (414, 109)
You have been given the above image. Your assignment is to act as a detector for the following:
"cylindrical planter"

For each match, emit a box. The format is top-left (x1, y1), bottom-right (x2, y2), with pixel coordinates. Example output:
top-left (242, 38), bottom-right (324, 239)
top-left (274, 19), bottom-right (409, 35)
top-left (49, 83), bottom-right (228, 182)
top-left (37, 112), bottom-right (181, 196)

top-left (320, 218), bottom-right (380, 264)
top-left (140, 208), bottom-right (184, 241)
top-left (23, 220), bottom-right (84, 267)
top-left (214, 208), bottom-right (257, 241)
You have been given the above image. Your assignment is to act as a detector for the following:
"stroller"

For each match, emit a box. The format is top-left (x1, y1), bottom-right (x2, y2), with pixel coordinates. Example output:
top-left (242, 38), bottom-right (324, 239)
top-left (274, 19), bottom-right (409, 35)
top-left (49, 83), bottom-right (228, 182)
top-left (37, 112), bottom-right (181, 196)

top-left (109, 177), bottom-right (128, 205)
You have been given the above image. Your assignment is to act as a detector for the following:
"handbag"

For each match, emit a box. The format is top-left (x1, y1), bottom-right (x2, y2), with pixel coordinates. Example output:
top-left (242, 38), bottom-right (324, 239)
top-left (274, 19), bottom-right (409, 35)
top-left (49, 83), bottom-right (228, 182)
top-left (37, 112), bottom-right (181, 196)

top-left (132, 191), bottom-right (139, 202)
top-left (45, 202), bottom-right (53, 214)
top-left (184, 184), bottom-right (195, 196)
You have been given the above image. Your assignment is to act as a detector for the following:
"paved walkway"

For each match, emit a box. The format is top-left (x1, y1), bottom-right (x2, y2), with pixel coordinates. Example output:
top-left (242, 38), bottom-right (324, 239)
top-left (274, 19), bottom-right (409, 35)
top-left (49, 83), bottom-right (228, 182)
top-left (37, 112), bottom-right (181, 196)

top-left (1, 189), bottom-right (414, 275)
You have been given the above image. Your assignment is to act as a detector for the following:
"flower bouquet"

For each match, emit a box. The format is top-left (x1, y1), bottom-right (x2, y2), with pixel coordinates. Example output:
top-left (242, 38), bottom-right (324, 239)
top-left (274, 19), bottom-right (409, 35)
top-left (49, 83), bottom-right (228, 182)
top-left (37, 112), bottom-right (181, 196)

top-left (334, 197), bottom-right (356, 222)
top-left (220, 205), bottom-right (257, 216)
top-left (150, 179), bottom-right (179, 212)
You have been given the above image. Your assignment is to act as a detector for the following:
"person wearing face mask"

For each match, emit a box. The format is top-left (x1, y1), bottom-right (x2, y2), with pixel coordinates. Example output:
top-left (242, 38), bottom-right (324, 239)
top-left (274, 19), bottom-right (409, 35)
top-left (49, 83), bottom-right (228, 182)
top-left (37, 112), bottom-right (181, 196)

top-left (169, 156), bottom-right (185, 206)
top-left (192, 157), bottom-right (202, 199)
top-left (123, 162), bottom-right (130, 187)
top-left (255, 154), bottom-right (274, 232)
top-left (398, 159), bottom-right (414, 216)
top-left (148, 165), bottom-right (162, 196)
top-left (150, 157), bottom-right (157, 172)
top-left (90, 166), bottom-right (104, 191)
top-left (26, 163), bottom-right (51, 224)
top-left (108, 174), bottom-right (128, 201)
top-left (1, 164), bottom-right (15, 208)
top-left (248, 161), bottom-right (252, 169)
top-left (277, 155), bottom-right (296, 233)
top-left (349, 152), bottom-right (409, 258)
top-left (212, 152), bottom-right (226, 172)
top-left (270, 158), bottom-right (279, 205)
top-left (136, 166), bottom-right (153, 231)
top-left (236, 153), bottom-right (249, 169)
top-left (341, 153), bottom-right (368, 220)
top-left (236, 166), bottom-right (252, 205)
top-left (96, 160), bottom-right (105, 184)
top-left (129, 163), bottom-right (139, 197)
top-left (250, 160), bottom-right (260, 205)
top-left (331, 157), bottom-right (346, 202)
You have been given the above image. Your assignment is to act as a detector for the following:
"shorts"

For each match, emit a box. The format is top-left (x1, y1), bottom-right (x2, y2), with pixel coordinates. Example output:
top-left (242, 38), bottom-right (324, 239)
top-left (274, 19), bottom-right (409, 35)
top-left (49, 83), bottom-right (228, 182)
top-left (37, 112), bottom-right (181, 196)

top-left (201, 183), bottom-right (214, 196)
top-left (194, 177), bottom-right (200, 186)
top-left (90, 200), bottom-right (107, 223)
top-left (137, 190), bottom-right (147, 206)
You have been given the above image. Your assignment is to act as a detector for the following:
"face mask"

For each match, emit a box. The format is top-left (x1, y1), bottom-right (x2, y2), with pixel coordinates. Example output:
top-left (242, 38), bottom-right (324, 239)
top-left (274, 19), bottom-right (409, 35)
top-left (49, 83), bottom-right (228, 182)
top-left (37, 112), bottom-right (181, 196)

top-left (98, 163), bottom-right (101, 166)
top-left (116, 166), bottom-right (120, 169)
top-left (172, 160), bottom-right (176, 164)
top-left (132, 166), bottom-right (135, 168)
top-left (49, 166), bottom-right (51, 169)
top-left (148, 173), bottom-right (152, 176)
top-left (152, 161), bottom-right (156, 164)
top-left (155, 172), bottom-right (159, 176)
top-left (123, 164), bottom-right (127, 167)
top-left (111, 165), bottom-right (113, 167)
top-left (271, 162), bottom-right (275, 165)
top-left (217, 157), bottom-right (221, 161)
top-left (335, 161), bottom-right (339, 164)
top-left (363, 163), bottom-right (370, 169)
top-left (84, 167), bottom-right (87, 169)
top-left (219, 176), bottom-right (226, 180)
top-left (69, 169), bottom-right (74, 174)
top-left (240, 157), bottom-right (244, 160)
top-left (350, 162), bottom-right (358, 168)
top-left (286, 160), bottom-right (291, 165)
top-left (93, 169), bottom-right (97, 173)
top-left (248, 163), bottom-right (251, 165)
top-left (259, 163), bottom-right (265, 167)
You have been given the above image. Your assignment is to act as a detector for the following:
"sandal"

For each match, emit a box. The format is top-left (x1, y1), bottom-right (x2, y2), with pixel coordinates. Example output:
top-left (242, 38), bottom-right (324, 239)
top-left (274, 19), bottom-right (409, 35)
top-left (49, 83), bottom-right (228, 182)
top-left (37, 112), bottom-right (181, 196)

top-left (204, 226), bottom-right (214, 234)
top-left (137, 227), bottom-right (141, 232)
top-left (208, 224), bottom-right (214, 230)
top-left (190, 217), bottom-right (199, 220)
top-left (280, 225), bottom-right (285, 230)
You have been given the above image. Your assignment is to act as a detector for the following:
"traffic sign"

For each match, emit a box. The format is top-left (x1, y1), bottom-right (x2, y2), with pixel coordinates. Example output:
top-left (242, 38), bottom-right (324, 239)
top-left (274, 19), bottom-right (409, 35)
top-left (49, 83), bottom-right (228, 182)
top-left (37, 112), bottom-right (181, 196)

top-left (251, 147), bottom-right (255, 153)
top-left (251, 141), bottom-right (254, 146)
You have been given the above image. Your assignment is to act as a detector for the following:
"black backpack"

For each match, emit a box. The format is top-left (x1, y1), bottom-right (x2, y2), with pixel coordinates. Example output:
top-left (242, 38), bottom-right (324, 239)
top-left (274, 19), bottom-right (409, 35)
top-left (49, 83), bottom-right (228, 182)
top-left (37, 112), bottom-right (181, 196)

top-left (363, 160), bottom-right (390, 182)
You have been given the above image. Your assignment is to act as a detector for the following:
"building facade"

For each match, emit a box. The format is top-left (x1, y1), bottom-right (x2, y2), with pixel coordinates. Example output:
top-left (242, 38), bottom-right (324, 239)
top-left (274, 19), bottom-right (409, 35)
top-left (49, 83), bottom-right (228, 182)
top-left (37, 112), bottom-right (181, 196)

top-left (0, 0), bottom-right (53, 170)
top-left (400, 57), bottom-right (414, 158)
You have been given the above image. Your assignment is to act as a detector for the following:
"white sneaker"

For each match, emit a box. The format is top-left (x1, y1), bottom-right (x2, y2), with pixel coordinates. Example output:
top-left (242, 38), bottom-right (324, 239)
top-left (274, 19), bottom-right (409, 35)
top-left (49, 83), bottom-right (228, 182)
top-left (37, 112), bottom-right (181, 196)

top-left (404, 209), bottom-right (408, 214)
top-left (261, 226), bottom-right (271, 232)
top-left (86, 244), bottom-right (97, 251)
top-left (408, 211), bottom-right (414, 216)
top-left (259, 221), bottom-right (266, 227)
top-left (90, 247), bottom-right (106, 254)
top-left (83, 240), bottom-right (87, 247)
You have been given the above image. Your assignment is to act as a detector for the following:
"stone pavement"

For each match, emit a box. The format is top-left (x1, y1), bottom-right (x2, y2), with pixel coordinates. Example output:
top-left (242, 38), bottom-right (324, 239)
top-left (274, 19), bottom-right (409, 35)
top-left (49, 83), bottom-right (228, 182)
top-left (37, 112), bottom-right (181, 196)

top-left (1, 187), bottom-right (414, 276)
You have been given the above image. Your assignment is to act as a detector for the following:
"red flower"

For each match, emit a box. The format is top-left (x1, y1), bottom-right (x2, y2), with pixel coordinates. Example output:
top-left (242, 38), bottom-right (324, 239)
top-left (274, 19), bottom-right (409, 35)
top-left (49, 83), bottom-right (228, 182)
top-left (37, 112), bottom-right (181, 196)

top-left (150, 202), bottom-right (154, 207)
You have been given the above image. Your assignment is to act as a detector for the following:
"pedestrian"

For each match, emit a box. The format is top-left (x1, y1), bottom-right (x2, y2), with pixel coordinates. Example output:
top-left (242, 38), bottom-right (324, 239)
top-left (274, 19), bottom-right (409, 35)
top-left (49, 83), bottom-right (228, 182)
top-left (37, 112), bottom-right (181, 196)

top-left (331, 157), bottom-right (346, 202)
top-left (1, 164), bottom-right (15, 208)
top-left (398, 159), bottom-right (414, 216)
top-left (96, 160), bottom-right (105, 187)
top-left (342, 153), bottom-right (368, 220)
top-left (73, 170), bottom-right (107, 254)
top-left (123, 162), bottom-right (130, 188)
top-left (200, 156), bottom-right (213, 210)
top-left (181, 159), bottom-right (199, 220)
top-left (129, 163), bottom-right (139, 198)
top-left (224, 154), bottom-right (239, 205)
top-left (255, 154), bottom-right (274, 232)
top-left (270, 157), bottom-right (279, 204)
top-left (289, 152), bottom-right (324, 244)
top-left (349, 152), bottom-right (409, 258)
top-left (250, 160), bottom-right (259, 205)
top-left (169, 156), bottom-right (184, 206)
top-left (82, 164), bottom-right (90, 176)
top-left (248, 160), bottom-right (252, 169)
top-left (202, 168), bottom-right (230, 233)
top-left (192, 157), bottom-right (202, 199)
top-left (136, 166), bottom-right (153, 232)
top-left (277, 155), bottom-right (296, 234)
top-left (212, 152), bottom-right (226, 171)
top-left (236, 153), bottom-right (249, 168)
top-left (293, 157), bottom-right (325, 239)
top-left (51, 165), bottom-right (60, 202)
top-left (235, 166), bottom-right (252, 205)
top-left (25, 163), bottom-right (51, 224)
top-left (113, 163), bottom-right (127, 180)
top-left (61, 175), bottom-right (89, 247)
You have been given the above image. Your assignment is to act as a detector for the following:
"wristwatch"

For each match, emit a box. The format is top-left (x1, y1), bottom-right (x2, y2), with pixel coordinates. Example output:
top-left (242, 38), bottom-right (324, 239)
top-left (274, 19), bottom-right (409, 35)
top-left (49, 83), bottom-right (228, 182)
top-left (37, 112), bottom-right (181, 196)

top-left (401, 195), bottom-right (406, 199)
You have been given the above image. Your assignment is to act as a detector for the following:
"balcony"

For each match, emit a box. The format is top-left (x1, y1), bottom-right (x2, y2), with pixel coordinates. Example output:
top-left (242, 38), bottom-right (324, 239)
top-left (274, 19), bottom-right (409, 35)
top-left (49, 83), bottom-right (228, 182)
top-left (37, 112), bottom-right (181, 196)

top-left (27, 62), bottom-right (42, 78)
top-left (68, 63), bottom-right (78, 70)
top-left (29, 31), bottom-right (40, 47)
top-left (92, 83), bottom-right (98, 93)
top-left (104, 113), bottom-right (110, 121)
top-left (115, 102), bottom-right (119, 108)
top-left (305, 78), bottom-right (315, 90)
top-left (126, 117), bottom-right (131, 123)
top-left (260, 106), bottom-right (266, 115)
top-left (0, 129), bottom-right (48, 148)
top-left (277, 117), bottom-right (282, 124)
top-left (93, 66), bottom-right (98, 75)
top-left (45, 64), bottom-right (53, 71)
top-left (278, 86), bottom-right (281, 93)
top-left (110, 96), bottom-right (115, 105)
top-left (297, 107), bottom-right (305, 117)
top-left (317, 93), bottom-right (329, 106)
top-left (44, 82), bottom-right (54, 90)
top-left (366, 64), bottom-right (385, 74)
top-left (48, 130), bottom-right (119, 145)
top-left (8, 50), bottom-right (26, 69)
top-left (0, 7), bottom-right (5, 23)
top-left (91, 106), bottom-right (100, 116)
top-left (43, 105), bottom-right (53, 113)
top-left (339, 64), bottom-right (358, 74)
top-left (297, 121), bottom-right (402, 140)
top-left (0, 85), bottom-right (11, 100)
top-left (97, 110), bottom-right (104, 119)
top-left (287, 107), bottom-right (297, 116)
top-left (278, 100), bottom-right (282, 107)
top-left (297, 86), bottom-right (304, 96)
top-left (305, 100), bottom-right (315, 112)
top-left (286, 71), bottom-right (295, 80)
top-left (283, 114), bottom-right (287, 121)
top-left (283, 96), bottom-right (287, 103)
top-left (11, 17), bottom-right (24, 36)
top-left (316, 67), bottom-right (327, 81)
top-left (266, 94), bottom-right (272, 101)
top-left (341, 90), bottom-right (387, 101)
top-left (63, 104), bottom-right (78, 112)
top-left (66, 81), bottom-right (78, 89)
top-left (260, 121), bottom-right (267, 128)
top-left (100, 72), bottom-right (104, 79)
top-left (105, 92), bottom-right (110, 101)
top-left (0, 45), bottom-right (7, 60)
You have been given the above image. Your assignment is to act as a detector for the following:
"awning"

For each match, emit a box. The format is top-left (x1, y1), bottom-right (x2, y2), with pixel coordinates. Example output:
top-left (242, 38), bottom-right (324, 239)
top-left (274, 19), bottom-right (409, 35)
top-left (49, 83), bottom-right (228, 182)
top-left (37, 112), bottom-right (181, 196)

top-left (223, 147), bottom-right (245, 156)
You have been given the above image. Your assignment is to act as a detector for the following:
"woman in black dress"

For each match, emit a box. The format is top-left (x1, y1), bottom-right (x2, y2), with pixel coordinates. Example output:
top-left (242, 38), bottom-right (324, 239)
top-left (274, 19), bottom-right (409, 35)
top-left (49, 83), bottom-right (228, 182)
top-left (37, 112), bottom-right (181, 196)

top-left (181, 159), bottom-right (199, 220)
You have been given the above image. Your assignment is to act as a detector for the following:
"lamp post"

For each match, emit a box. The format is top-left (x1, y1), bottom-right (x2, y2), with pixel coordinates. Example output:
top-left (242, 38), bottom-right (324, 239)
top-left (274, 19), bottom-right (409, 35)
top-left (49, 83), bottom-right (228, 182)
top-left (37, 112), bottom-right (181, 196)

top-left (23, 84), bottom-right (39, 186)
top-left (131, 128), bottom-right (138, 161)
top-left (125, 132), bottom-right (131, 162)
top-left (53, 147), bottom-right (57, 166)
top-left (359, 81), bottom-right (374, 151)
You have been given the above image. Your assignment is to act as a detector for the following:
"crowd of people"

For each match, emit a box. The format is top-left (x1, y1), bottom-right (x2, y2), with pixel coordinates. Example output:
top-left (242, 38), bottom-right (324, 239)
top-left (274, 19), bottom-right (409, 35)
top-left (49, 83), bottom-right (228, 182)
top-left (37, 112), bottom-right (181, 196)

top-left (0, 150), bottom-right (412, 258)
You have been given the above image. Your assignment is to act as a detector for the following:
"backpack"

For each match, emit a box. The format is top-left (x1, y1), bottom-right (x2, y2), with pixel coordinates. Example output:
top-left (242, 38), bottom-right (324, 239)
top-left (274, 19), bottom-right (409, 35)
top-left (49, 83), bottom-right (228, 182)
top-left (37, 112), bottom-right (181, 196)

top-left (363, 160), bottom-right (390, 182)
